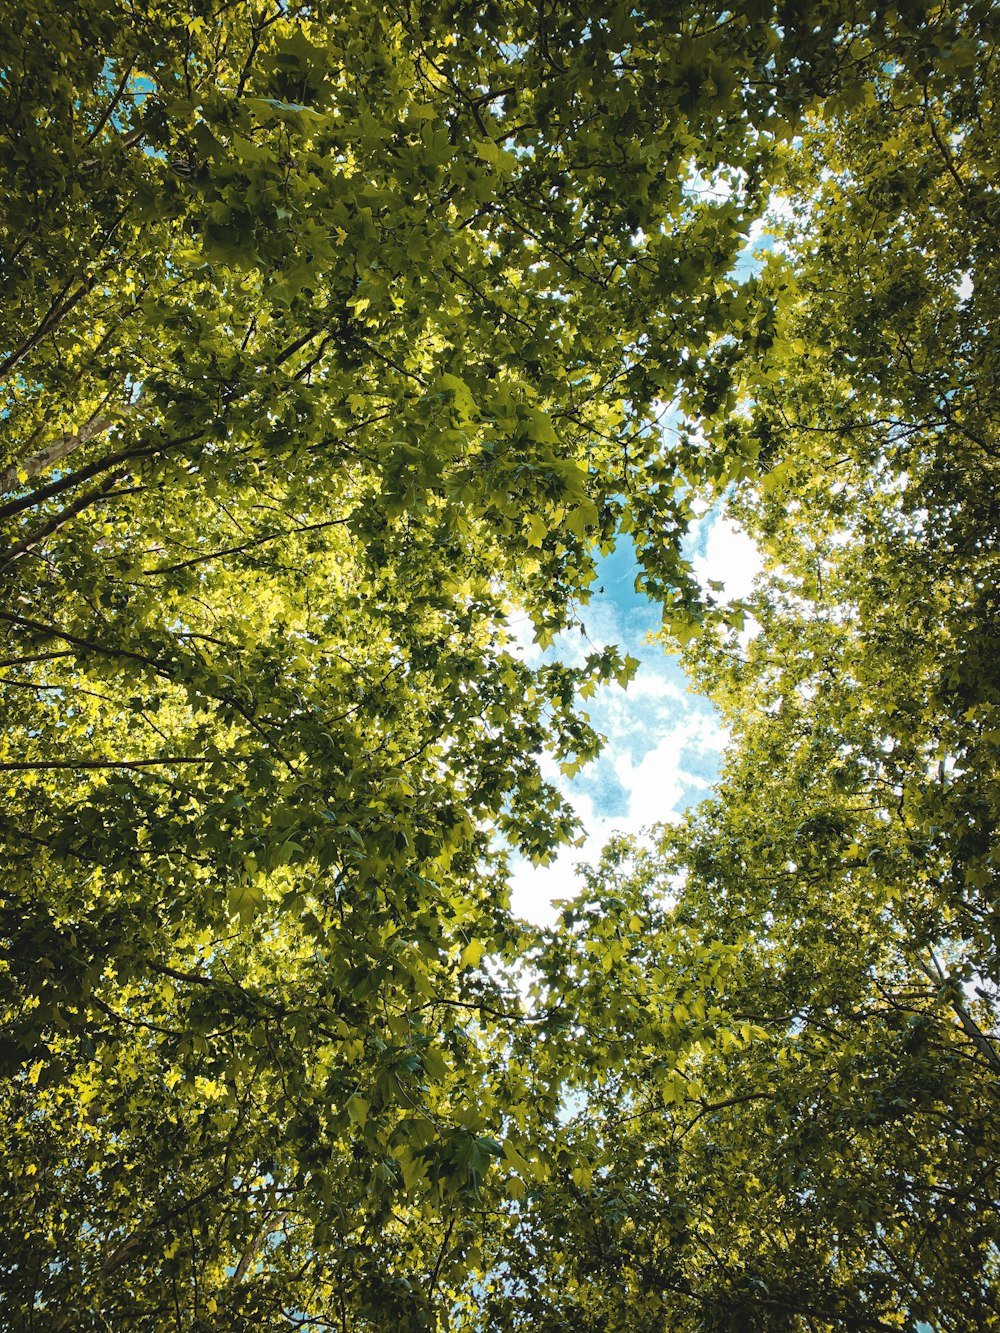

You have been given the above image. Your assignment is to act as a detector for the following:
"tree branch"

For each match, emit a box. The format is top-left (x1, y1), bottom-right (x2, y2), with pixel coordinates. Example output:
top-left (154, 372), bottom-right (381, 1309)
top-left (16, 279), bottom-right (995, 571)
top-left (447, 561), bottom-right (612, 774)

top-left (233, 1211), bottom-right (288, 1284)
top-left (0, 409), bottom-right (132, 499)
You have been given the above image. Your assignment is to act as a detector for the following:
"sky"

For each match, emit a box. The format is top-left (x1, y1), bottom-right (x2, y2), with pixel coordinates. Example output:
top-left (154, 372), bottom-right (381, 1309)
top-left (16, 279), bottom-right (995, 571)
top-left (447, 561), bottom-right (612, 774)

top-left (503, 213), bottom-right (775, 925)
top-left (507, 510), bottom-right (762, 924)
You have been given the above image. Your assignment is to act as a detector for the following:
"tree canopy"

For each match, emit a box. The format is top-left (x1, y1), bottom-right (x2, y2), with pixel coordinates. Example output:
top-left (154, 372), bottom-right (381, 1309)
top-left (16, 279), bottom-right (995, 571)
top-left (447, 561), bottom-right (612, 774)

top-left (480, 18), bottom-right (1000, 1331)
top-left (1, 1), bottom-right (996, 1329)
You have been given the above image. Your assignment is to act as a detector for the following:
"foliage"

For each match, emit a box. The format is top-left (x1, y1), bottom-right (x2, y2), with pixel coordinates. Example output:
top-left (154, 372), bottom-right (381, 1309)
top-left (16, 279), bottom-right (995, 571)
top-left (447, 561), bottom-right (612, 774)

top-left (1, 0), bottom-right (996, 1328)
top-left (477, 9), bottom-right (1000, 1330)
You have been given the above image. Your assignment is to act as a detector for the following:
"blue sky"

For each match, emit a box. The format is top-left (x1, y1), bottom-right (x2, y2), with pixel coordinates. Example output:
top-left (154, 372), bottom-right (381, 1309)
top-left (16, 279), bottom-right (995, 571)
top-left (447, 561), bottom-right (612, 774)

top-left (508, 509), bottom-right (761, 923)
top-left (504, 214), bottom-right (775, 923)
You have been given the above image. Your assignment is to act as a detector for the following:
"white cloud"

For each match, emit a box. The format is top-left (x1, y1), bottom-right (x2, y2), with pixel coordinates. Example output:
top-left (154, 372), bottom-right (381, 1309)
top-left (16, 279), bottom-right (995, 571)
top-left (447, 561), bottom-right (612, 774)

top-left (503, 610), bottom-right (545, 664)
top-left (625, 671), bottom-right (683, 702)
top-left (693, 514), bottom-right (762, 602)
top-left (508, 707), bottom-right (725, 925)
top-left (502, 528), bottom-right (741, 925)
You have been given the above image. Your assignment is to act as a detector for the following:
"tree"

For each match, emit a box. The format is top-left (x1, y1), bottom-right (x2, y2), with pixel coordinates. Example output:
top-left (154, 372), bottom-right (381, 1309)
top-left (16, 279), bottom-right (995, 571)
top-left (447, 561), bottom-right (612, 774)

top-left (477, 8), bottom-right (1000, 1329)
top-left (3, 1), bottom-right (995, 1327)
top-left (1, 1), bottom-right (889, 1324)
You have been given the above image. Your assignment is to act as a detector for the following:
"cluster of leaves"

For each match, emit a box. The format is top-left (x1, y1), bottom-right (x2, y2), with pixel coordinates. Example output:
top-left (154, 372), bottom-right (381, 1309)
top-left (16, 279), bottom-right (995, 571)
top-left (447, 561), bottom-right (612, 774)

top-left (479, 9), bottom-right (999, 1331)
top-left (0, 0), bottom-right (995, 1328)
